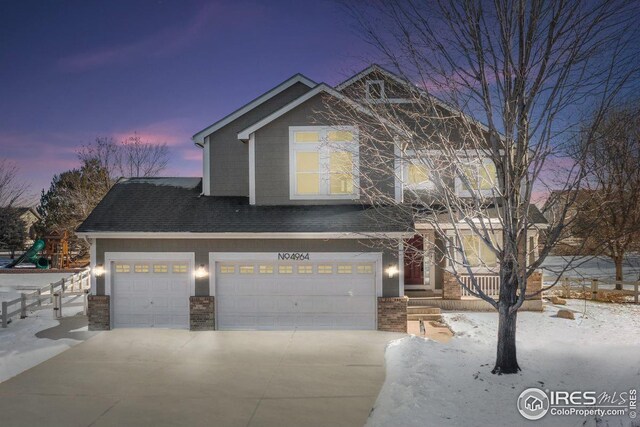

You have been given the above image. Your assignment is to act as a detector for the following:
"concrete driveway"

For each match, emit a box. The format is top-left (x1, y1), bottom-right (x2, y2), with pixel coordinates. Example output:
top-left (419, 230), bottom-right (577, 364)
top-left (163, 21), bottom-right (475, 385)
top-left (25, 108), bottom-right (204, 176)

top-left (0, 329), bottom-right (405, 427)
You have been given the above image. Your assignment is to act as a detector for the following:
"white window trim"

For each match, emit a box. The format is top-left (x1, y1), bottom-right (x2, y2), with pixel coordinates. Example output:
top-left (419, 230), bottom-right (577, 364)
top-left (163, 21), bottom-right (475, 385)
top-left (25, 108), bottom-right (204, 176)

top-left (393, 141), bottom-right (403, 202)
top-left (89, 238), bottom-right (96, 294)
top-left (366, 80), bottom-right (385, 100)
top-left (288, 126), bottom-right (360, 200)
top-left (455, 157), bottom-right (497, 197)
top-left (203, 137), bottom-right (211, 195)
top-left (248, 133), bottom-right (256, 205)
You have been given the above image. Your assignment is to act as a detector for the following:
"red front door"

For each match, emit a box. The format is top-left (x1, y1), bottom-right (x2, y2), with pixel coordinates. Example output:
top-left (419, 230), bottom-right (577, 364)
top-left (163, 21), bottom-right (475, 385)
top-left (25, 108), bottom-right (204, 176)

top-left (404, 235), bottom-right (424, 285)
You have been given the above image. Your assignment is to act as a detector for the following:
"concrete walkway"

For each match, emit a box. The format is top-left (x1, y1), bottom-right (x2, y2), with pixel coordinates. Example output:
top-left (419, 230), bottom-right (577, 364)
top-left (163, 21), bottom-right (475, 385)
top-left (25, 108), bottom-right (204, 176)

top-left (0, 329), bottom-right (405, 427)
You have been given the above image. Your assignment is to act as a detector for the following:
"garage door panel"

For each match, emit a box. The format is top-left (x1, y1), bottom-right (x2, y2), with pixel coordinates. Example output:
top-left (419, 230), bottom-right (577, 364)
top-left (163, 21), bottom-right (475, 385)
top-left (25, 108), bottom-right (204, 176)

top-left (219, 315), bottom-right (257, 330)
top-left (349, 296), bottom-right (376, 313)
top-left (170, 298), bottom-right (189, 310)
top-left (215, 259), bottom-right (376, 330)
top-left (112, 257), bottom-right (191, 329)
top-left (133, 280), bottom-right (151, 293)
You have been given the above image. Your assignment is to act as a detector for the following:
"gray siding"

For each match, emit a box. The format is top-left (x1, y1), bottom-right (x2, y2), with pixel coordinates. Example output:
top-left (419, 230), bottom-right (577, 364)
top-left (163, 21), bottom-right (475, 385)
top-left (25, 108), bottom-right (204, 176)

top-left (254, 93), bottom-right (395, 205)
top-left (207, 82), bottom-right (312, 196)
top-left (339, 71), bottom-right (414, 100)
top-left (95, 238), bottom-right (401, 297)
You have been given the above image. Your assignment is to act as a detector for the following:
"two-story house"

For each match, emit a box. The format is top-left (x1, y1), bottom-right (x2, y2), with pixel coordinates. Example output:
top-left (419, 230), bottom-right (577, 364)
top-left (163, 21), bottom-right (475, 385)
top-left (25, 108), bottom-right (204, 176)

top-left (77, 65), bottom-right (546, 332)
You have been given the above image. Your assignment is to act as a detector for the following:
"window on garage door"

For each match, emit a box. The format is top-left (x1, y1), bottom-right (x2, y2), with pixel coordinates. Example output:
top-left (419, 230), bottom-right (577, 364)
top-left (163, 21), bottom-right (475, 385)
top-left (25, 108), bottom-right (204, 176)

top-left (220, 264), bottom-right (235, 274)
top-left (357, 264), bottom-right (373, 274)
top-left (153, 264), bottom-right (169, 273)
top-left (173, 263), bottom-right (188, 273)
top-left (259, 265), bottom-right (274, 274)
top-left (134, 264), bottom-right (149, 273)
top-left (278, 265), bottom-right (293, 274)
top-left (337, 264), bottom-right (352, 274)
top-left (115, 263), bottom-right (130, 273)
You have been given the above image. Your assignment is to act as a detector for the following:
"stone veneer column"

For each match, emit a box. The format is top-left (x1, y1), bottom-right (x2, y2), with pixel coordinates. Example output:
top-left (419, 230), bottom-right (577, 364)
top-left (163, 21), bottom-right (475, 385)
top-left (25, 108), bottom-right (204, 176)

top-left (442, 271), bottom-right (462, 300)
top-left (88, 295), bottom-right (110, 331)
top-left (377, 297), bottom-right (408, 333)
top-left (525, 271), bottom-right (543, 300)
top-left (190, 296), bottom-right (215, 331)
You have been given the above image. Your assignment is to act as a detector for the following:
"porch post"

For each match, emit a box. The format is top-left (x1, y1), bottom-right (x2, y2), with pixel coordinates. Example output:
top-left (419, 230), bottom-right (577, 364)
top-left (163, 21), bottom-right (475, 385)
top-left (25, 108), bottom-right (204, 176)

top-left (442, 270), bottom-right (462, 300)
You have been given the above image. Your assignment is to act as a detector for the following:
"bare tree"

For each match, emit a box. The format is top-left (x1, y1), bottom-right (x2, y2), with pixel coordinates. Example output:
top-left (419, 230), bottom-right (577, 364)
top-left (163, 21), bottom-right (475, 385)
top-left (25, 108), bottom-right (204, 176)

top-left (0, 158), bottom-right (28, 207)
top-left (77, 133), bottom-right (169, 180)
top-left (118, 133), bottom-right (169, 178)
top-left (571, 103), bottom-right (640, 287)
top-left (331, 0), bottom-right (640, 373)
top-left (77, 136), bottom-right (122, 186)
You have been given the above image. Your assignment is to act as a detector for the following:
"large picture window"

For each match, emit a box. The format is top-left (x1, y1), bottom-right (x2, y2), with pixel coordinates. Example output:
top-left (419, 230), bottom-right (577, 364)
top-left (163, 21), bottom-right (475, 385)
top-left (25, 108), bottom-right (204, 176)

top-left (458, 232), bottom-right (499, 268)
top-left (290, 126), bottom-right (359, 199)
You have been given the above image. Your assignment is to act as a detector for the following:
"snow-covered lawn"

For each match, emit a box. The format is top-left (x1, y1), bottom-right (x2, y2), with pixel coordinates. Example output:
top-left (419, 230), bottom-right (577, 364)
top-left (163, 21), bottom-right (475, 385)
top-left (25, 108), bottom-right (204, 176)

top-left (0, 304), bottom-right (86, 383)
top-left (0, 272), bottom-right (88, 383)
top-left (0, 272), bottom-right (71, 304)
top-left (369, 300), bottom-right (640, 427)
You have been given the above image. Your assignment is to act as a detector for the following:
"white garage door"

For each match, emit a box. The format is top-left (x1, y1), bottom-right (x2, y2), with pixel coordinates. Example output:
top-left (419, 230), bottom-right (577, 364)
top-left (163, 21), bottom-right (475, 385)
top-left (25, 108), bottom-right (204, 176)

top-left (215, 259), bottom-right (377, 330)
top-left (111, 259), bottom-right (191, 328)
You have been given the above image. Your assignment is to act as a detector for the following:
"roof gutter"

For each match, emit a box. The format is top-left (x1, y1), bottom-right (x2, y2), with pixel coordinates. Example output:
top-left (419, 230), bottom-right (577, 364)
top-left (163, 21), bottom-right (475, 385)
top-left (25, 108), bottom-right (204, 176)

top-left (76, 231), bottom-right (410, 240)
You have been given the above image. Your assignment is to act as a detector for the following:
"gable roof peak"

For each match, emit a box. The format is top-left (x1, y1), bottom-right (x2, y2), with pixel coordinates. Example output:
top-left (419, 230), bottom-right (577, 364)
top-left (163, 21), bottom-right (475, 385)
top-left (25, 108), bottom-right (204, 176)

top-left (192, 73), bottom-right (316, 146)
top-left (335, 64), bottom-right (412, 91)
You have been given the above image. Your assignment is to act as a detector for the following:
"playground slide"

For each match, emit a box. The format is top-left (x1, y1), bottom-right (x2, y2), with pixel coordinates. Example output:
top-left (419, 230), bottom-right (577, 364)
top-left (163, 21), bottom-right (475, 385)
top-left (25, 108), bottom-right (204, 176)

top-left (5, 239), bottom-right (49, 269)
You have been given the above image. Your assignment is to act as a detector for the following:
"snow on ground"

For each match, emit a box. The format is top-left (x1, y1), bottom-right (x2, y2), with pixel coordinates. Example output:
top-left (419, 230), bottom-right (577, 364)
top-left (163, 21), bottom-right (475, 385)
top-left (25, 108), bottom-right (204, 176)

top-left (369, 300), bottom-right (640, 427)
top-left (0, 272), bottom-right (72, 304)
top-left (0, 304), bottom-right (84, 383)
top-left (0, 269), bottom-right (86, 383)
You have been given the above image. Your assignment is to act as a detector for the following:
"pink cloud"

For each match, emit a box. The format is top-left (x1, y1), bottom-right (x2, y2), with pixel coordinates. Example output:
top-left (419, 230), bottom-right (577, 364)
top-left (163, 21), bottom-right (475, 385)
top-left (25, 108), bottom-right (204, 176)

top-left (181, 149), bottom-right (202, 162)
top-left (109, 118), bottom-right (198, 147)
top-left (57, 2), bottom-right (218, 72)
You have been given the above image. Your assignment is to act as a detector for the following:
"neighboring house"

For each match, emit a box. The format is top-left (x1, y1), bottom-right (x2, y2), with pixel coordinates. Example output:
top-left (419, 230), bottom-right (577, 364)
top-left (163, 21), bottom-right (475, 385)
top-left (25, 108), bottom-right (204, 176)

top-left (17, 207), bottom-right (41, 246)
top-left (77, 65), bottom-right (546, 332)
top-left (542, 190), bottom-right (590, 255)
top-left (0, 207), bottom-right (40, 248)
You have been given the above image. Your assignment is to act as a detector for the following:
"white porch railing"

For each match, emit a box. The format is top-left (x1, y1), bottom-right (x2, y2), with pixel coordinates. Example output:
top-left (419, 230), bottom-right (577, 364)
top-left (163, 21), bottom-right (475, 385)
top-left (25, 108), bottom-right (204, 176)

top-left (460, 275), bottom-right (501, 297)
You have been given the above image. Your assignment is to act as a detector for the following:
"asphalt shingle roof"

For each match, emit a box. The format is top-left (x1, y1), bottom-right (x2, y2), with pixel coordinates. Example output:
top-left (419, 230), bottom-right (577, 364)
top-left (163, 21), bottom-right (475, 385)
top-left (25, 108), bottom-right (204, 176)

top-left (76, 178), bottom-right (412, 234)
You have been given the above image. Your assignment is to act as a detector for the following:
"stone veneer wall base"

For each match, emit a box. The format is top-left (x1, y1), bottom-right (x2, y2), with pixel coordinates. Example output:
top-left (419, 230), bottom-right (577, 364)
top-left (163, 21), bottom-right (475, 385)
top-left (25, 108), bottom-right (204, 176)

top-left (88, 295), bottom-right (110, 331)
top-left (190, 296), bottom-right (215, 331)
top-left (377, 297), bottom-right (408, 333)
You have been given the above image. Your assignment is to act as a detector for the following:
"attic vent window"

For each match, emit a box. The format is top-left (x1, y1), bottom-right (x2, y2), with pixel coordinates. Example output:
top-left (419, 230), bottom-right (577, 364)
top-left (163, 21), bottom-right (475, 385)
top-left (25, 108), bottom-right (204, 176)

top-left (366, 80), bottom-right (385, 100)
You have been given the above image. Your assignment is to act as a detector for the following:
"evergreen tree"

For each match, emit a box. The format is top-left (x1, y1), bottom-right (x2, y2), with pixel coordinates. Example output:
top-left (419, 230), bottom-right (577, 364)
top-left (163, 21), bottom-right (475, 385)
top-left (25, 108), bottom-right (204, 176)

top-left (0, 208), bottom-right (27, 258)
top-left (36, 159), bottom-right (113, 256)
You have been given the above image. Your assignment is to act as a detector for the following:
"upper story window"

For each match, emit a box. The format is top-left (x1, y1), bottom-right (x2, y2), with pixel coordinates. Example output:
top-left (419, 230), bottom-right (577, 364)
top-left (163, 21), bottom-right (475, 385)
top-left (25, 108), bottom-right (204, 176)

top-left (405, 160), bottom-right (435, 191)
top-left (366, 80), bottom-right (385, 100)
top-left (456, 158), bottom-right (497, 197)
top-left (289, 126), bottom-right (359, 200)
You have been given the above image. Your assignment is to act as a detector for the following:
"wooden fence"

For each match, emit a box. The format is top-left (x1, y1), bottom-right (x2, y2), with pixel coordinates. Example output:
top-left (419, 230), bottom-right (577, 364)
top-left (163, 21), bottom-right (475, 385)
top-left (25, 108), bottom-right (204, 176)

top-left (1, 268), bottom-right (91, 328)
top-left (553, 276), bottom-right (639, 304)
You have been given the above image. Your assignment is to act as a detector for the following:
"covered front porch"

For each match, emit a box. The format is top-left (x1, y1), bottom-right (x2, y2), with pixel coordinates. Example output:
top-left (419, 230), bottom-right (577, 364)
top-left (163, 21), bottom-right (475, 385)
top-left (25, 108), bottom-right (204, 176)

top-left (402, 231), bottom-right (543, 311)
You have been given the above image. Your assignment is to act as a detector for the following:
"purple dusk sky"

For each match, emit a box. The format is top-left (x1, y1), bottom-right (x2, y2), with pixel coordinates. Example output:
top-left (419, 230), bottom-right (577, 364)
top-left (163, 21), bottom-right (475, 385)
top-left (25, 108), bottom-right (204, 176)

top-left (0, 0), bottom-right (376, 203)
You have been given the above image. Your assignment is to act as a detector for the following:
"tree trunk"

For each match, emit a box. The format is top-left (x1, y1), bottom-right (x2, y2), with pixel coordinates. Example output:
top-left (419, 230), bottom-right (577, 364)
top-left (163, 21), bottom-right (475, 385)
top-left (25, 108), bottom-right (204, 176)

top-left (614, 255), bottom-right (624, 290)
top-left (492, 301), bottom-right (520, 374)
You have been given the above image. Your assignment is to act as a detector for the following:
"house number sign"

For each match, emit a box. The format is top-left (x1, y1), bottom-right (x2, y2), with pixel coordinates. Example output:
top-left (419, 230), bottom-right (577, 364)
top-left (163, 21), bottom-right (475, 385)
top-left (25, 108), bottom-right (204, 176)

top-left (277, 252), bottom-right (310, 261)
